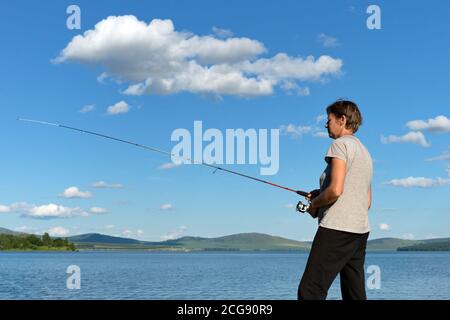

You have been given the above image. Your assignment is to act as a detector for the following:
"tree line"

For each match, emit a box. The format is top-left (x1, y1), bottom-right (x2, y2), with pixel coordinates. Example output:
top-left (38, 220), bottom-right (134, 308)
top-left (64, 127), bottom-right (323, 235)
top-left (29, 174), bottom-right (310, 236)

top-left (0, 232), bottom-right (76, 251)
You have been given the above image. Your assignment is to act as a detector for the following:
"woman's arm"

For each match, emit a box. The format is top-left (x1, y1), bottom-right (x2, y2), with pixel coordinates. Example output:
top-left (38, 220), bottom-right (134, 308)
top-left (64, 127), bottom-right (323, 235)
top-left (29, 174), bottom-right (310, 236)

top-left (308, 158), bottom-right (346, 214)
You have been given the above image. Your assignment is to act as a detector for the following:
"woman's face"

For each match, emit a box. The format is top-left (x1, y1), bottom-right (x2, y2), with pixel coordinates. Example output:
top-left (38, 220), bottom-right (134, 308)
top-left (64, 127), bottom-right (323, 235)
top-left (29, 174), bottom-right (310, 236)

top-left (325, 113), bottom-right (344, 139)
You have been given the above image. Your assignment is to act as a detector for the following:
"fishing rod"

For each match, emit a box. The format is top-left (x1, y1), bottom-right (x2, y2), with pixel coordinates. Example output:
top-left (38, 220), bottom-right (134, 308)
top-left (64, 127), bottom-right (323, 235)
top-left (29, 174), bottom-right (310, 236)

top-left (17, 118), bottom-right (311, 213)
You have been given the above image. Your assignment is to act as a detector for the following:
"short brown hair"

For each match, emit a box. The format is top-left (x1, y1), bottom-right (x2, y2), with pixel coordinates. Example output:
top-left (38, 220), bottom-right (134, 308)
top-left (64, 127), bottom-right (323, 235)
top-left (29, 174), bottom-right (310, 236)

top-left (326, 100), bottom-right (363, 133)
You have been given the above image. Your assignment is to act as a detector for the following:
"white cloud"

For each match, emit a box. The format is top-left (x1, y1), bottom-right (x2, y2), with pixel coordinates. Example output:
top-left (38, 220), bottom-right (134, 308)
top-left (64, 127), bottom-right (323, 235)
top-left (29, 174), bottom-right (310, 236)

top-left (55, 16), bottom-right (343, 97)
top-left (425, 152), bottom-right (450, 162)
top-left (106, 100), bottom-right (130, 115)
top-left (14, 226), bottom-right (36, 233)
top-left (280, 81), bottom-right (297, 91)
top-left (0, 204), bottom-right (10, 213)
top-left (297, 87), bottom-right (310, 96)
top-left (47, 226), bottom-right (70, 237)
top-left (240, 53), bottom-right (342, 82)
top-left (26, 204), bottom-right (89, 219)
top-left (385, 177), bottom-right (433, 187)
top-left (280, 123), bottom-right (326, 139)
top-left (447, 165), bottom-right (450, 177)
top-left (385, 176), bottom-right (450, 188)
top-left (402, 233), bottom-right (415, 240)
top-left (280, 124), bottom-right (313, 138)
top-left (89, 207), bottom-right (108, 214)
top-left (313, 131), bottom-right (329, 138)
top-left (122, 229), bottom-right (133, 237)
top-left (160, 203), bottom-right (174, 211)
top-left (317, 33), bottom-right (340, 47)
top-left (3, 202), bottom-right (105, 219)
top-left (59, 186), bottom-right (92, 199)
top-left (120, 229), bottom-right (144, 238)
top-left (284, 203), bottom-right (295, 209)
top-left (406, 115), bottom-right (450, 133)
top-left (7, 202), bottom-right (31, 212)
top-left (280, 81), bottom-right (310, 96)
top-left (316, 114), bottom-right (327, 124)
top-left (436, 177), bottom-right (450, 185)
top-left (159, 162), bottom-right (182, 170)
top-left (379, 223), bottom-right (390, 231)
top-left (91, 181), bottom-right (124, 188)
top-left (160, 225), bottom-right (187, 241)
top-left (381, 131), bottom-right (430, 147)
top-left (121, 62), bottom-right (274, 97)
top-left (212, 26), bottom-right (233, 38)
top-left (97, 72), bottom-right (108, 83)
top-left (79, 104), bottom-right (95, 113)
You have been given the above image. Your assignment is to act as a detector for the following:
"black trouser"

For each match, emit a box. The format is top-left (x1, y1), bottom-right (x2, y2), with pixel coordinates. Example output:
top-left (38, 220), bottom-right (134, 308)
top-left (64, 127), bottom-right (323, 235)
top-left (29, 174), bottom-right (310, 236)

top-left (298, 226), bottom-right (369, 300)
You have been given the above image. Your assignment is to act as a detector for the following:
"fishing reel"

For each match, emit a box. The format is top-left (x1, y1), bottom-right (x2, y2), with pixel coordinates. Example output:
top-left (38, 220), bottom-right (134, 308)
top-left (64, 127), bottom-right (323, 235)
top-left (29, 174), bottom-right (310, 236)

top-left (296, 199), bottom-right (311, 213)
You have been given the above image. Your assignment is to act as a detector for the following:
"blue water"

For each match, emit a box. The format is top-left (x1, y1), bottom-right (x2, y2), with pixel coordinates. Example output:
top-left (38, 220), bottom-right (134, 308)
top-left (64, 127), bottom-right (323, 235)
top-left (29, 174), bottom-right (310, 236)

top-left (0, 251), bottom-right (449, 300)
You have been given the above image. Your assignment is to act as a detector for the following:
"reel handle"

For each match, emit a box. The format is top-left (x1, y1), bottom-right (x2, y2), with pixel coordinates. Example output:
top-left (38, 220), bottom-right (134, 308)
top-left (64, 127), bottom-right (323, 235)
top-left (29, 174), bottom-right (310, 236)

top-left (296, 199), bottom-right (311, 213)
top-left (295, 190), bottom-right (311, 213)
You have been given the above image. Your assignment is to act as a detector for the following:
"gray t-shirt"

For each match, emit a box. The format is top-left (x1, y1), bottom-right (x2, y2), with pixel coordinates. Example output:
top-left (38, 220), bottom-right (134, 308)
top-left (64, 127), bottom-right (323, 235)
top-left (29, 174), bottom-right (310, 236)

top-left (317, 135), bottom-right (373, 234)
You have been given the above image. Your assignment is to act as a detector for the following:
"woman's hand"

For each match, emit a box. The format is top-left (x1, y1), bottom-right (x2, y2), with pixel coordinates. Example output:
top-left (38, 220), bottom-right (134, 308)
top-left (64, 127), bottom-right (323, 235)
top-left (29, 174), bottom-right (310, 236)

top-left (307, 189), bottom-right (320, 201)
top-left (307, 200), bottom-right (318, 217)
top-left (306, 190), bottom-right (320, 217)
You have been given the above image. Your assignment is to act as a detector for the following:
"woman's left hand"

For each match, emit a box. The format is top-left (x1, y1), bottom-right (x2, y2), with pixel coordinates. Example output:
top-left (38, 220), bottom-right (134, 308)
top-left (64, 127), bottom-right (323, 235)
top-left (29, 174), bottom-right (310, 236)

top-left (307, 200), bottom-right (318, 217)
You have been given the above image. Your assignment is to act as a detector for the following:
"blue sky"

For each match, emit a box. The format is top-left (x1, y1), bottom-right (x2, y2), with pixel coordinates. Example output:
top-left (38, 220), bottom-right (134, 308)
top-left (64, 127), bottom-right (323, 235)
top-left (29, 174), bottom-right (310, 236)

top-left (1, 0), bottom-right (449, 241)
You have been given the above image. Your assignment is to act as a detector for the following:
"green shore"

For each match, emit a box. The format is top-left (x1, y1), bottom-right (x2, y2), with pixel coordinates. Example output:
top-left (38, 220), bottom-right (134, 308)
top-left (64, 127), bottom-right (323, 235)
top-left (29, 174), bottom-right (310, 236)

top-left (0, 233), bottom-right (76, 251)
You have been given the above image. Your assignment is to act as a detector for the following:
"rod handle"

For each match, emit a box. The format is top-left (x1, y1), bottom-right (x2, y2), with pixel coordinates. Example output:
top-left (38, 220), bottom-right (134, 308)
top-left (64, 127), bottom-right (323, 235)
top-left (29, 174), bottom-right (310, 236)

top-left (296, 190), bottom-right (309, 197)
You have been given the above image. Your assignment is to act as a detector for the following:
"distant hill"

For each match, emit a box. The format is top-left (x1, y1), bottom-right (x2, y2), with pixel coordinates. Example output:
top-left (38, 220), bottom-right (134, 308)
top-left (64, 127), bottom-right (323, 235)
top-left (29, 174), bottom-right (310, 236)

top-left (67, 232), bottom-right (450, 251)
top-left (69, 233), bottom-right (144, 245)
top-left (366, 238), bottom-right (421, 251)
top-left (0, 227), bottom-right (25, 236)
top-left (68, 232), bottom-right (311, 251)
top-left (398, 240), bottom-right (450, 251)
top-left (418, 237), bottom-right (450, 243)
top-left (2, 227), bottom-right (449, 251)
top-left (170, 233), bottom-right (311, 251)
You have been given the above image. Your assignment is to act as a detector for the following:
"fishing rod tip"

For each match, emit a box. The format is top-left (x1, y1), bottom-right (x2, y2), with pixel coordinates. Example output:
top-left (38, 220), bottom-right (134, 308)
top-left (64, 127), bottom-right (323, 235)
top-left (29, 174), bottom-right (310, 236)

top-left (16, 118), bottom-right (59, 126)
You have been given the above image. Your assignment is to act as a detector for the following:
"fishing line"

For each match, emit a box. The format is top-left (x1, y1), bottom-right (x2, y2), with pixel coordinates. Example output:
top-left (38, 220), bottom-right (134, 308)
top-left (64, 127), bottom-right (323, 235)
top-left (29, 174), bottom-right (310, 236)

top-left (18, 118), bottom-right (311, 212)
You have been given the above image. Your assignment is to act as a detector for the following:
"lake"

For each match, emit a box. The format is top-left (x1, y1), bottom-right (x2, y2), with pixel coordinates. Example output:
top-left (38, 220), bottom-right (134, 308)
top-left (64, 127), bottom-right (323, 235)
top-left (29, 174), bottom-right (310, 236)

top-left (0, 251), bottom-right (448, 300)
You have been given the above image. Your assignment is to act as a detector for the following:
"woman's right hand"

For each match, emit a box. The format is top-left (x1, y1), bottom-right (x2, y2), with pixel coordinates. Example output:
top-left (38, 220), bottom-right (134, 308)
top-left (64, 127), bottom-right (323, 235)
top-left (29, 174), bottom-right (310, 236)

top-left (307, 189), bottom-right (320, 201)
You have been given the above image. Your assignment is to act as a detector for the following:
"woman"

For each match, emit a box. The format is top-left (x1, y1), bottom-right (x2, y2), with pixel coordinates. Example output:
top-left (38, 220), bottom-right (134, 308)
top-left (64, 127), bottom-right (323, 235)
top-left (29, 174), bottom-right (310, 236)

top-left (298, 100), bottom-right (373, 300)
